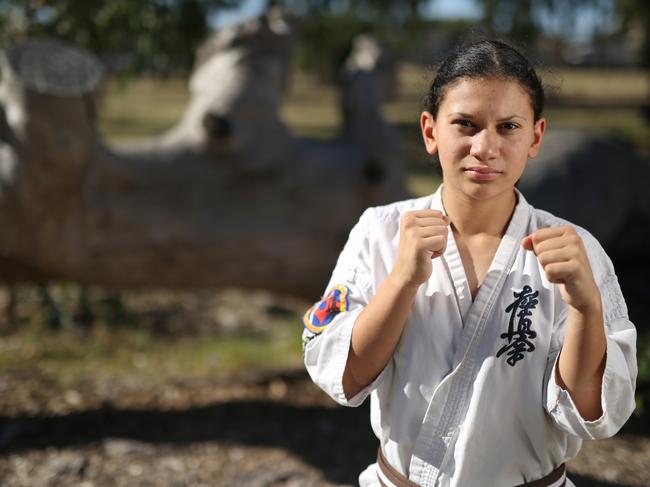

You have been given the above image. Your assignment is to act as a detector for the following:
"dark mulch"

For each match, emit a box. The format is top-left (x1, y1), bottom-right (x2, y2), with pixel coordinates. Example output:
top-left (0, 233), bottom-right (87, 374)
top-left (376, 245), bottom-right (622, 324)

top-left (0, 368), bottom-right (647, 486)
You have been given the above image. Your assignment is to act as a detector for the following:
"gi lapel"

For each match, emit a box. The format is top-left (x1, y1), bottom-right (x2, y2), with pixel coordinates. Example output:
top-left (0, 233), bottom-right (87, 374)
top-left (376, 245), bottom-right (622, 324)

top-left (409, 189), bottom-right (532, 486)
top-left (423, 188), bottom-right (470, 322)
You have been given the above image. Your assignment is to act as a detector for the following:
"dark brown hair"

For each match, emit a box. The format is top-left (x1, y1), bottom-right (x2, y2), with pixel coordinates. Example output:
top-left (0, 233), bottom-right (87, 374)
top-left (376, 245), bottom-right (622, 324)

top-left (424, 40), bottom-right (545, 121)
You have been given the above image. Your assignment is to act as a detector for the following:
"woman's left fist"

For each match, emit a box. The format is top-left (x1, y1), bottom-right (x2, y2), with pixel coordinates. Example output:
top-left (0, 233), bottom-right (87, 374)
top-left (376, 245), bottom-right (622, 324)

top-left (522, 226), bottom-right (600, 312)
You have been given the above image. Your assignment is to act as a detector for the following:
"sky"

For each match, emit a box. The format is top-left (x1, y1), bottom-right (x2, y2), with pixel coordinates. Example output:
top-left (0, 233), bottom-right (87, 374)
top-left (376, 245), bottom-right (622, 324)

top-left (211, 0), bottom-right (481, 29)
top-left (210, 0), bottom-right (610, 42)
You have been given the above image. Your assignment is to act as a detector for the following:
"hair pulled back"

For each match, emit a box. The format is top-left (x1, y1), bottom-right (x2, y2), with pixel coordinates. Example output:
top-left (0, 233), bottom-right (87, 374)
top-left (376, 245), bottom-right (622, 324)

top-left (424, 40), bottom-right (545, 121)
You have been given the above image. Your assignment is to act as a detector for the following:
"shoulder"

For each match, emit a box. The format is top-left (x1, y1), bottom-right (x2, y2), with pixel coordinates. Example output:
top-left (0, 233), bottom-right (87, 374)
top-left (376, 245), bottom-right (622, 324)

top-left (351, 194), bottom-right (435, 249)
top-left (528, 206), bottom-right (615, 281)
top-left (363, 193), bottom-right (436, 225)
top-left (343, 194), bottom-right (433, 251)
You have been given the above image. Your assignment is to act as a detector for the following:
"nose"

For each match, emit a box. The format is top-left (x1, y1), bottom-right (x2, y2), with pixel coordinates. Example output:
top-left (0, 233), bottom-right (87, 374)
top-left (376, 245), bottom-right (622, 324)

top-left (470, 128), bottom-right (499, 161)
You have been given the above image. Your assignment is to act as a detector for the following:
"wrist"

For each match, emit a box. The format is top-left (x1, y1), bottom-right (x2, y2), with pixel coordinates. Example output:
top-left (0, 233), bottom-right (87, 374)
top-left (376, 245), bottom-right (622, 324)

top-left (386, 271), bottom-right (422, 293)
top-left (569, 291), bottom-right (603, 319)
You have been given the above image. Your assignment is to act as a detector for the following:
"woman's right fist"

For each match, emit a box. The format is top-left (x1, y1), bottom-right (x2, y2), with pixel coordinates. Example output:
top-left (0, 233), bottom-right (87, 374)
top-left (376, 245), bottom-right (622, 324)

top-left (390, 210), bottom-right (450, 288)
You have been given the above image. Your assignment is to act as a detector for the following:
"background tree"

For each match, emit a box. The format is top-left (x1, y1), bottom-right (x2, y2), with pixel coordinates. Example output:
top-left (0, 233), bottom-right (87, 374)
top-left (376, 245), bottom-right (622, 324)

top-left (617, 0), bottom-right (650, 119)
top-left (477, 0), bottom-right (620, 44)
top-left (475, 0), bottom-right (649, 118)
top-left (0, 0), bottom-right (242, 73)
top-left (269, 0), bottom-right (431, 80)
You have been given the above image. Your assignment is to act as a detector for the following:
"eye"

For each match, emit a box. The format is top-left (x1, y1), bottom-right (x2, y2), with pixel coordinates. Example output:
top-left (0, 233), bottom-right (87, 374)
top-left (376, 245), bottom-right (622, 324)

top-left (499, 122), bottom-right (520, 131)
top-left (453, 119), bottom-right (475, 129)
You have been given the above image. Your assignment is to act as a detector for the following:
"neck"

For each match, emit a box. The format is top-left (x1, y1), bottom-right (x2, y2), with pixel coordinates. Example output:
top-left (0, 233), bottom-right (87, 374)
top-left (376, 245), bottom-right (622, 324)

top-left (441, 185), bottom-right (517, 238)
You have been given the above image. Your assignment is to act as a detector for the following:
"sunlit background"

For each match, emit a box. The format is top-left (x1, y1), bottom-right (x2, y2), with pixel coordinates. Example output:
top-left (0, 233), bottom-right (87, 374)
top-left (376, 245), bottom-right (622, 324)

top-left (0, 1), bottom-right (648, 486)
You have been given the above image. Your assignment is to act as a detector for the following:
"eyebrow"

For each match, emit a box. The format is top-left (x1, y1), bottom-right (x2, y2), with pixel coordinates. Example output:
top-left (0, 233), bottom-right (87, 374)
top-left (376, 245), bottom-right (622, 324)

top-left (448, 112), bottom-right (528, 122)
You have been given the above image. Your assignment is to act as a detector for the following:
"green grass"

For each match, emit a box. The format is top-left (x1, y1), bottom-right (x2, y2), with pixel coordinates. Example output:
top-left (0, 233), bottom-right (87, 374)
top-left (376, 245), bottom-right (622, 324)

top-left (281, 99), bottom-right (341, 139)
top-left (634, 332), bottom-right (650, 416)
top-left (0, 314), bottom-right (303, 387)
top-left (543, 68), bottom-right (649, 101)
top-left (397, 62), bottom-right (650, 101)
top-left (0, 285), bottom-right (305, 387)
top-left (99, 77), bottom-right (189, 142)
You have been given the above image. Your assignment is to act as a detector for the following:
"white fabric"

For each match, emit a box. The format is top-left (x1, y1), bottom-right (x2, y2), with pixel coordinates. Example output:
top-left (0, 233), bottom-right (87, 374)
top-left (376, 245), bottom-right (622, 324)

top-left (375, 464), bottom-right (399, 487)
top-left (303, 186), bottom-right (637, 487)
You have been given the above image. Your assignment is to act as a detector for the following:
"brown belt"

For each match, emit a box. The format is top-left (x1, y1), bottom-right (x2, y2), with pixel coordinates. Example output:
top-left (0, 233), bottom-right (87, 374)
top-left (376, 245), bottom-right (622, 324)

top-left (376, 448), bottom-right (566, 487)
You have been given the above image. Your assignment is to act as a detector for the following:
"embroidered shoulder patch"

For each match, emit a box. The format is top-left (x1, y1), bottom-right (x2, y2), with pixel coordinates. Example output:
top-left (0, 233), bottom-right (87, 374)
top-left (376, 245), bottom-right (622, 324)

top-left (496, 285), bottom-right (539, 366)
top-left (302, 284), bottom-right (350, 334)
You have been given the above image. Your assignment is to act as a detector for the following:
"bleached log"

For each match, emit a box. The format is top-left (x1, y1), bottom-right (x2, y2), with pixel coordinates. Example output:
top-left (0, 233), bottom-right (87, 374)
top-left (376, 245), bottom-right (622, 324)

top-left (0, 17), bottom-right (408, 298)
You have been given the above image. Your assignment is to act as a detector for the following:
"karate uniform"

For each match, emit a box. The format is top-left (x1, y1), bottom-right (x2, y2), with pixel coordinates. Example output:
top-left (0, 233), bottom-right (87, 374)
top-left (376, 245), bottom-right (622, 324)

top-left (302, 186), bottom-right (637, 487)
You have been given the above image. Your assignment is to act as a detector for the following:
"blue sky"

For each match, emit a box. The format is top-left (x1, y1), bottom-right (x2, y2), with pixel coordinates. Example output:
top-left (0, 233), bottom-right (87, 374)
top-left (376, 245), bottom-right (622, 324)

top-left (211, 0), bottom-right (481, 29)
top-left (210, 0), bottom-right (609, 41)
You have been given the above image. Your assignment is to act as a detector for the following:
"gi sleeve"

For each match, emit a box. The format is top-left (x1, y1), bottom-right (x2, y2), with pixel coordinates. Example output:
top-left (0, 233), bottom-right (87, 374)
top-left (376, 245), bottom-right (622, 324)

top-left (544, 235), bottom-right (637, 440)
top-left (302, 207), bottom-right (390, 407)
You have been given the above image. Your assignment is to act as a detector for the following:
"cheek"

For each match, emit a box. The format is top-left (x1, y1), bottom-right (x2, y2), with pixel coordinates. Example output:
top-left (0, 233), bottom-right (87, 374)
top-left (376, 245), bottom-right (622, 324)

top-left (507, 152), bottom-right (529, 180)
top-left (505, 138), bottom-right (533, 159)
top-left (439, 135), bottom-right (470, 159)
top-left (438, 145), bottom-right (465, 172)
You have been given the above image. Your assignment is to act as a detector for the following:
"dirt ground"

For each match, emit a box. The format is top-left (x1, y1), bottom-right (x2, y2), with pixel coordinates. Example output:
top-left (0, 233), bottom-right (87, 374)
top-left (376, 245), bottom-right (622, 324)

top-left (0, 366), bottom-right (648, 487)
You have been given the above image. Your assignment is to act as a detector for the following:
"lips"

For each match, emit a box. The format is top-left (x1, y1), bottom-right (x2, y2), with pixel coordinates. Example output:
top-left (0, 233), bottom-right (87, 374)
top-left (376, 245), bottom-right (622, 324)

top-left (463, 166), bottom-right (502, 181)
top-left (465, 166), bottom-right (501, 173)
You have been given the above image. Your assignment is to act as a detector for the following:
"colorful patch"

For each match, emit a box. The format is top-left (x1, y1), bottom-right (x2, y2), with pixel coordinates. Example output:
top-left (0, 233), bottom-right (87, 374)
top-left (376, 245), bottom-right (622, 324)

top-left (302, 284), bottom-right (350, 334)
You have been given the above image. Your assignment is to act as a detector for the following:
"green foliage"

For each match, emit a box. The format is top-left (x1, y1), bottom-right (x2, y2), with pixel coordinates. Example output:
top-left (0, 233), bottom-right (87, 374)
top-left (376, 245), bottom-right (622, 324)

top-left (292, 13), bottom-right (429, 81)
top-left (617, 0), bottom-right (650, 67)
top-left (271, 0), bottom-right (423, 19)
top-left (271, 0), bottom-right (430, 81)
top-left (0, 0), bottom-right (242, 73)
top-left (480, 0), bottom-right (539, 41)
top-left (292, 13), bottom-right (373, 81)
top-left (475, 0), bottom-right (646, 59)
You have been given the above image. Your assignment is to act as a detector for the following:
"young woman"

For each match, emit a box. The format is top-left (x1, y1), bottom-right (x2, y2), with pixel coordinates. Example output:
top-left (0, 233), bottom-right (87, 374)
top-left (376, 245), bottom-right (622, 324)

top-left (302, 40), bottom-right (637, 487)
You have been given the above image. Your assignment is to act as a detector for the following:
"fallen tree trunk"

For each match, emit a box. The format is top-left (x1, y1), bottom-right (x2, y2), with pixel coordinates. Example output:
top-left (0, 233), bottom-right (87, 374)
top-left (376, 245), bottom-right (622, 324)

top-left (0, 16), bottom-right (408, 298)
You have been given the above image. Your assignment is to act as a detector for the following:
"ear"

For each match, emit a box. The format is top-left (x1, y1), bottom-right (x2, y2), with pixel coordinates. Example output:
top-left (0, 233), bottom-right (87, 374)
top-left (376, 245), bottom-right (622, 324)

top-left (420, 111), bottom-right (438, 155)
top-left (527, 117), bottom-right (546, 158)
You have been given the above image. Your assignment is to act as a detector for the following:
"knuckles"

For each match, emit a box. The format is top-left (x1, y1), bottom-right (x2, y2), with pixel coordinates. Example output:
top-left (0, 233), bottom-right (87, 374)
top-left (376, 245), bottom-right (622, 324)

top-left (542, 260), bottom-right (581, 281)
top-left (568, 234), bottom-right (583, 248)
top-left (400, 210), bottom-right (445, 226)
top-left (531, 226), bottom-right (584, 252)
top-left (400, 213), bottom-right (416, 228)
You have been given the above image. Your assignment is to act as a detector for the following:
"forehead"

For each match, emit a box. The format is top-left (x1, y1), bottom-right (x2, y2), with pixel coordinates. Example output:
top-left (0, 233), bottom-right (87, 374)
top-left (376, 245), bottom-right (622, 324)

top-left (439, 77), bottom-right (534, 116)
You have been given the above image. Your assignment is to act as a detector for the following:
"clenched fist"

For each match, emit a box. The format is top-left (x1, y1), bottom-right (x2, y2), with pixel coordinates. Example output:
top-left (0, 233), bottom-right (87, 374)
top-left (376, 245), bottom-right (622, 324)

top-left (390, 210), bottom-right (450, 288)
top-left (522, 226), bottom-right (600, 312)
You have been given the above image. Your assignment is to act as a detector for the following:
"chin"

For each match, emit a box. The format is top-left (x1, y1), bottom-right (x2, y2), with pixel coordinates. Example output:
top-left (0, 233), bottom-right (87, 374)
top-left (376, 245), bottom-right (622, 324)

top-left (463, 181), bottom-right (514, 201)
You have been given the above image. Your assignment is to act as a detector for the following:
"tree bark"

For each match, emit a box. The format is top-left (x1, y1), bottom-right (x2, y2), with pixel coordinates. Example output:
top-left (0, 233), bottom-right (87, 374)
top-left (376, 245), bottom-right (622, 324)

top-left (0, 17), bottom-right (408, 298)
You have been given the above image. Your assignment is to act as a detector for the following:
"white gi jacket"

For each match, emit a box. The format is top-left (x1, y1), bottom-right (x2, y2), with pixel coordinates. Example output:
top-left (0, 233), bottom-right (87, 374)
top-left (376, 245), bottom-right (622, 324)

top-left (302, 186), bottom-right (637, 487)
